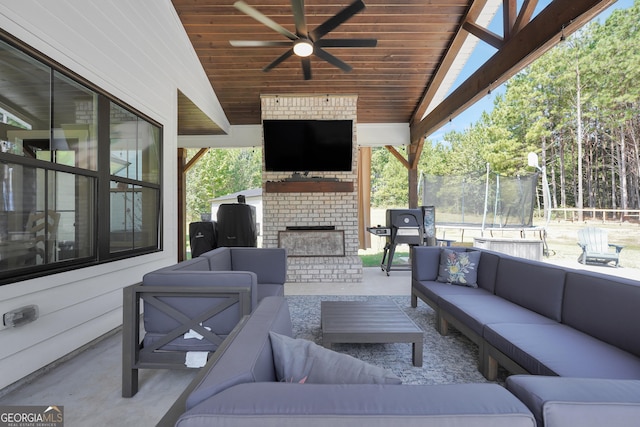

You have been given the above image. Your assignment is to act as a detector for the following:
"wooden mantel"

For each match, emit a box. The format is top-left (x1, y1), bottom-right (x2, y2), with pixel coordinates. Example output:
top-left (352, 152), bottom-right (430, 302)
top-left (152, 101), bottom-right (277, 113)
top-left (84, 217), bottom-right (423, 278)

top-left (265, 181), bottom-right (354, 193)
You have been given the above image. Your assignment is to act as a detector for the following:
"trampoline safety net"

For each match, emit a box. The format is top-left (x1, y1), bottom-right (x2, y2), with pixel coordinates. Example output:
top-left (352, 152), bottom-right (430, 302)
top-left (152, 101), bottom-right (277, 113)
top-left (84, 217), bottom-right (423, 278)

top-left (421, 172), bottom-right (539, 229)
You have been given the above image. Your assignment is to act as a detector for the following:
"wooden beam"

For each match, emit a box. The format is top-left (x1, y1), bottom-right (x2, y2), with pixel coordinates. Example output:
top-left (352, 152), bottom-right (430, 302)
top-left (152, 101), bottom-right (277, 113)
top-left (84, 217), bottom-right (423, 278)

top-left (513, 0), bottom-right (539, 34)
top-left (185, 148), bottom-right (209, 172)
top-left (385, 145), bottom-right (411, 169)
top-left (177, 148), bottom-right (188, 262)
top-left (463, 21), bottom-right (504, 49)
top-left (410, 0), bottom-right (490, 127)
top-left (503, 0), bottom-right (517, 39)
top-left (410, 138), bottom-right (425, 170)
top-left (357, 147), bottom-right (372, 249)
top-left (410, 0), bottom-right (616, 142)
top-left (407, 140), bottom-right (423, 208)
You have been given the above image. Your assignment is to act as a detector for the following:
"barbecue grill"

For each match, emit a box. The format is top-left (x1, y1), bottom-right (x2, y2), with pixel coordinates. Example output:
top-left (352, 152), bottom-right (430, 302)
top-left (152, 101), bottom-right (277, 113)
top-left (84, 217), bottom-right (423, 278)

top-left (380, 209), bottom-right (423, 275)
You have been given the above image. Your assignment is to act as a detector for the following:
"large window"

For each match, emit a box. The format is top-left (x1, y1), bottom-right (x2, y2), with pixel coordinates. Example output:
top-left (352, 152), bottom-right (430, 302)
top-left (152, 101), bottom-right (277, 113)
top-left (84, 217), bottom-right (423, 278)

top-left (0, 37), bottom-right (162, 284)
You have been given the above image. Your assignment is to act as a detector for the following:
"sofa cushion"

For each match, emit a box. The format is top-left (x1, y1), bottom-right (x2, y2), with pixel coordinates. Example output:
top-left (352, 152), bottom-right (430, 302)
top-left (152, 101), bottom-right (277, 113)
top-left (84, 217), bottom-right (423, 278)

top-left (269, 331), bottom-right (402, 385)
top-left (563, 270), bottom-right (640, 357)
top-left (185, 297), bottom-right (294, 410)
top-left (413, 280), bottom-right (492, 307)
top-left (178, 382), bottom-right (536, 427)
top-left (151, 256), bottom-right (211, 272)
top-left (200, 247), bottom-right (232, 271)
top-left (412, 246), bottom-right (466, 282)
top-left (473, 249), bottom-right (500, 293)
top-left (506, 375), bottom-right (640, 427)
top-left (231, 247), bottom-right (287, 285)
top-left (439, 294), bottom-right (556, 337)
top-left (437, 249), bottom-right (481, 287)
top-left (494, 257), bottom-right (566, 322)
top-left (484, 322), bottom-right (640, 378)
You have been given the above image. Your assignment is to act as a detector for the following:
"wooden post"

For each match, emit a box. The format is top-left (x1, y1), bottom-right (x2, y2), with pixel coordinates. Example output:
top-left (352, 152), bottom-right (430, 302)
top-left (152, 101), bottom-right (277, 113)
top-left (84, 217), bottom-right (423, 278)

top-left (177, 148), bottom-right (187, 261)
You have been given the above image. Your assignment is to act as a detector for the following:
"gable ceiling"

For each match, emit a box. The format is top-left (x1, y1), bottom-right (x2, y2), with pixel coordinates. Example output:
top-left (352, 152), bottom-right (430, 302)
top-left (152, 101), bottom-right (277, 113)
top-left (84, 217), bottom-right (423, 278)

top-left (172, 0), bottom-right (615, 141)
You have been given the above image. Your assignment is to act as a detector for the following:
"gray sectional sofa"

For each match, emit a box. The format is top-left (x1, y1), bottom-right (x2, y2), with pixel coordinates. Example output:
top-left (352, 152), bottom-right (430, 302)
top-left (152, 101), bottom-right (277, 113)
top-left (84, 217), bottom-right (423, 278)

top-left (122, 247), bottom-right (286, 397)
top-left (412, 245), bottom-right (640, 425)
top-left (160, 296), bottom-right (537, 427)
top-left (151, 245), bottom-right (640, 426)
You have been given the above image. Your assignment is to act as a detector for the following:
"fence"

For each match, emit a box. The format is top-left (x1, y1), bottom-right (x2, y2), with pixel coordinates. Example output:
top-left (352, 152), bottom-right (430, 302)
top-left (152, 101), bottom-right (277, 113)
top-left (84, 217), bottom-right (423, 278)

top-left (550, 208), bottom-right (640, 223)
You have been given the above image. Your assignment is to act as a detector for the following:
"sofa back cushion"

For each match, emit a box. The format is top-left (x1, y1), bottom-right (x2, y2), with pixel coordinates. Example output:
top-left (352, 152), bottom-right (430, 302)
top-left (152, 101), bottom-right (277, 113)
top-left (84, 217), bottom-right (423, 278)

top-left (185, 296), bottom-right (293, 410)
top-left (412, 246), bottom-right (466, 282)
top-left (473, 249), bottom-right (500, 293)
top-left (151, 256), bottom-right (211, 272)
top-left (231, 248), bottom-right (287, 284)
top-left (494, 257), bottom-right (566, 322)
top-left (563, 271), bottom-right (640, 357)
top-left (200, 247), bottom-right (232, 271)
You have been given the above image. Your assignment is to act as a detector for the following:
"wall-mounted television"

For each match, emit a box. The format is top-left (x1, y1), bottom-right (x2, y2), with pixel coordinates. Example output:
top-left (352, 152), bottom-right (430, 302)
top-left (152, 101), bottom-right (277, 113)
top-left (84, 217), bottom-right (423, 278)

top-left (263, 119), bottom-right (353, 172)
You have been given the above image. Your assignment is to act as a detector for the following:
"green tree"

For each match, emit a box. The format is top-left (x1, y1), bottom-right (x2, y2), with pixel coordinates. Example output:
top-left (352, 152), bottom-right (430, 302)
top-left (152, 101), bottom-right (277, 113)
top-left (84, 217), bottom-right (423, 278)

top-left (370, 147), bottom-right (409, 207)
top-left (186, 148), bottom-right (262, 223)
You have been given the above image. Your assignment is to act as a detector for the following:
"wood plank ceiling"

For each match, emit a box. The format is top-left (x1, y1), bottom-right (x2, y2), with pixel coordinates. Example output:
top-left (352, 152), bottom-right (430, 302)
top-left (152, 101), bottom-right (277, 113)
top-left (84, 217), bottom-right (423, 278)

top-left (172, 0), bottom-right (470, 127)
top-left (172, 0), bottom-right (615, 140)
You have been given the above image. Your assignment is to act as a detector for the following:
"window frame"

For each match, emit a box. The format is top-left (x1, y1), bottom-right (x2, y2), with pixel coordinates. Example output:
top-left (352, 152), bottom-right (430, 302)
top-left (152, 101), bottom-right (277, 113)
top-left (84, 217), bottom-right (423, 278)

top-left (0, 31), bottom-right (163, 285)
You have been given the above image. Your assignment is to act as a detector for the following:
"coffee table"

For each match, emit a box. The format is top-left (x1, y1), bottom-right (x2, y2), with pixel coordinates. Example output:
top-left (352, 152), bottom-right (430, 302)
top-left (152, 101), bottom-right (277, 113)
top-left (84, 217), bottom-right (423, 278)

top-left (321, 300), bottom-right (423, 367)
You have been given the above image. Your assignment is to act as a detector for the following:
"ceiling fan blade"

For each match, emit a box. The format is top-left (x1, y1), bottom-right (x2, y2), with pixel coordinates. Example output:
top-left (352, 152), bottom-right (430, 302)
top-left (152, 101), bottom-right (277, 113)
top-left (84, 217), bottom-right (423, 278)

top-left (301, 57), bottom-right (312, 80)
top-left (314, 47), bottom-right (352, 73)
top-left (309, 0), bottom-right (365, 41)
top-left (263, 49), bottom-right (295, 72)
top-left (230, 40), bottom-right (293, 47)
top-left (290, 0), bottom-right (308, 37)
top-left (315, 38), bottom-right (377, 48)
top-left (234, 1), bottom-right (298, 41)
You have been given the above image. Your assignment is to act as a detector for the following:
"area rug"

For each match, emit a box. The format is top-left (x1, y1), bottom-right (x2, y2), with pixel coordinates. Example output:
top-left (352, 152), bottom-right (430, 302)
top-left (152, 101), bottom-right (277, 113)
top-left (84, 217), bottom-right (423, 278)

top-left (286, 295), bottom-right (502, 385)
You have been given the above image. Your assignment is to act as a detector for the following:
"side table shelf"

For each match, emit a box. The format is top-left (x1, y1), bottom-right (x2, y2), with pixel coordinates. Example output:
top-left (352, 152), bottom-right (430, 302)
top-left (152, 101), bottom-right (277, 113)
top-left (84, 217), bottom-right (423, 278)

top-left (265, 181), bottom-right (354, 193)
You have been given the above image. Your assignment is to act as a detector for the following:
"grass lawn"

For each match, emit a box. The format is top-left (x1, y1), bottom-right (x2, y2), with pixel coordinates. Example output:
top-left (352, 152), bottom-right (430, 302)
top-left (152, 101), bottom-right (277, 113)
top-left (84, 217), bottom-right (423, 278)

top-left (360, 251), bottom-right (409, 267)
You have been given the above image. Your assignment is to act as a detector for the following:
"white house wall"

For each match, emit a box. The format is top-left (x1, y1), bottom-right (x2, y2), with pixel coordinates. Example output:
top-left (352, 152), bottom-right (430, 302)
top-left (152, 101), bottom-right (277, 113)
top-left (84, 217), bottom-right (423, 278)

top-left (0, 0), bottom-right (225, 389)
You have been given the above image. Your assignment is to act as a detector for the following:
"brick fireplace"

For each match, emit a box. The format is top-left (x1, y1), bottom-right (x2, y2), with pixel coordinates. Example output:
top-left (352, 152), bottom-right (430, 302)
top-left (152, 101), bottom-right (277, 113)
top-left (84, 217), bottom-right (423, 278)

top-left (261, 94), bottom-right (363, 282)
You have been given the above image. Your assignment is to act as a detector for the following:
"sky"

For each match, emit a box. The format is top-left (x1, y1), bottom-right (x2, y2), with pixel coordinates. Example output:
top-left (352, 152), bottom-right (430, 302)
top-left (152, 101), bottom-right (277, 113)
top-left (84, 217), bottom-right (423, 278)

top-left (428, 0), bottom-right (635, 142)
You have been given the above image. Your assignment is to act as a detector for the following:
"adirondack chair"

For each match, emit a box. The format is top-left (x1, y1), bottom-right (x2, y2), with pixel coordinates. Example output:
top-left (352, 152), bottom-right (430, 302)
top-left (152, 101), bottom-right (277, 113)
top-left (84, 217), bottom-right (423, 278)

top-left (577, 227), bottom-right (624, 267)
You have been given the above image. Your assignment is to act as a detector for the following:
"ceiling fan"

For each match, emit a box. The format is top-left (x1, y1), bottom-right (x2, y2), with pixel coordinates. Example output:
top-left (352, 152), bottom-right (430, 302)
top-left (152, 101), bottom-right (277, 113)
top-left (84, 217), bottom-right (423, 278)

top-left (230, 0), bottom-right (377, 80)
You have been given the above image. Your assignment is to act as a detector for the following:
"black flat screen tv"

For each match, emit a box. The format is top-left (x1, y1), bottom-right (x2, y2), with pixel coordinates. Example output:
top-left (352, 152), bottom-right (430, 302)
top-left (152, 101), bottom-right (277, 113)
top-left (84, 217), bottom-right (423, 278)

top-left (263, 119), bottom-right (353, 172)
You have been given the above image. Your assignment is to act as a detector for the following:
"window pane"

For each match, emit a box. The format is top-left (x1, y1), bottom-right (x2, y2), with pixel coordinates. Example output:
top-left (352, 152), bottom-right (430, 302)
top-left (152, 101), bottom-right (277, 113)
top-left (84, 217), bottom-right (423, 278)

top-left (110, 182), bottom-right (159, 252)
top-left (52, 71), bottom-right (98, 170)
top-left (110, 104), bottom-right (139, 180)
top-left (0, 40), bottom-right (51, 157)
top-left (138, 186), bottom-right (159, 248)
top-left (138, 120), bottom-right (160, 184)
top-left (0, 162), bottom-right (96, 272)
top-left (56, 172), bottom-right (96, 261)
top-left (110, 103), bottom-right (160, 184)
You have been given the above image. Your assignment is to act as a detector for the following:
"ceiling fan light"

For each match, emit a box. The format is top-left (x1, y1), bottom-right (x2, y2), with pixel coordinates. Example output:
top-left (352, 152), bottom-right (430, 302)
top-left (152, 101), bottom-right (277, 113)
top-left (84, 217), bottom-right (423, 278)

top-left (293, 40), bottom-right (313, 57)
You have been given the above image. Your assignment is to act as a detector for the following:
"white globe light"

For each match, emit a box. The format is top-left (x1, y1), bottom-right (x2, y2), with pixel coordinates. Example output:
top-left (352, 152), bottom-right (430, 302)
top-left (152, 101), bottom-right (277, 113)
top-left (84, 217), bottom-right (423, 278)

top-left (293, 40), bottom-right (313, 57)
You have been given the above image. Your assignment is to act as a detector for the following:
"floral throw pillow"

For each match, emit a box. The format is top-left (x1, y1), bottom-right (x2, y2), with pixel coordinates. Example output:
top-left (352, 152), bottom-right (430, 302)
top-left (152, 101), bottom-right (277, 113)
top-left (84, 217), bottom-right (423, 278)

top-left (436, 249), bottom-right (481, 288)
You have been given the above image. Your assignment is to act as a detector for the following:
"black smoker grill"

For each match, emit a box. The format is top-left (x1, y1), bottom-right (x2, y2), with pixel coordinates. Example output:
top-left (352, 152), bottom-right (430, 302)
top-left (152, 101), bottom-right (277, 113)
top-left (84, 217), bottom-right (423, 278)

top-left (380, 209), bottom-right (423, 275)
top-left (216, 203), bottom-right (258, 247)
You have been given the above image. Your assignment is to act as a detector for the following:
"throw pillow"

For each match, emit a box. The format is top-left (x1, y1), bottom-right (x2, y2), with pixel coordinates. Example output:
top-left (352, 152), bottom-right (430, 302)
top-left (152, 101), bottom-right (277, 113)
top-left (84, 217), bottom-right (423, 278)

top-left (436, 249), bottom-right (481, 288)
top-left (269, 331), bottom-right (402, 385)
